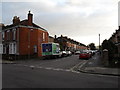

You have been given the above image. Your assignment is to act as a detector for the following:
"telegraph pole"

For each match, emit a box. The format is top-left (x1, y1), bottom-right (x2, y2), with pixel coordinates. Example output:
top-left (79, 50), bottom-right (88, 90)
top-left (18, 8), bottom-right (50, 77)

top-left (99, 34), bottom-right (100, 50)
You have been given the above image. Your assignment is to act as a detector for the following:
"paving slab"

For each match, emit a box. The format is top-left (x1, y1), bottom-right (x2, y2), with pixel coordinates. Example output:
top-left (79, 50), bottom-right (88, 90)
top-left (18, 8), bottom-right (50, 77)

top-left (77, 53), bottom-right (120, 76)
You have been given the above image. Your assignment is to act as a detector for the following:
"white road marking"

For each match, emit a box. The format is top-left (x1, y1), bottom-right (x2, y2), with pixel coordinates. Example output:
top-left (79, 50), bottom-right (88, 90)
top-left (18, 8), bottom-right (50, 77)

top-left (23, 65), bottom-right (29, 67)
top-left (53, 68), bottom-right (62, 71)
top-left (70, 61), bottom-right (86, 70)
top-left (13, 64), bottom-right (119, 77)
top-left (30, 65), bottom-right (35, 68)
top-left (88, 62), bottom-right (93, 65)
top-left (65, 69), bottom-right (71, 72)
top-left (57, 68), bottom-right (64, 71)
top-left (45, 67), bottom-right (52, 70)
top-left (14, 64), bottom-right (81, 74)
top-left (37, 66), bottom-right (43, 69)
top-left (71, 71), bottom-right (80, 73)
top-left (78, 61), bottom-right (87, 69)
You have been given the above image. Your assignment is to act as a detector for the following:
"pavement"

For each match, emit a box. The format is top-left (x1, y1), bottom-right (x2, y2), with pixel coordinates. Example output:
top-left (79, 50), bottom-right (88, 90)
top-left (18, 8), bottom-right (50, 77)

top-left (0, 60), bottom-right (15, 64)
top-left (77, 53), bottom-right (120, 76)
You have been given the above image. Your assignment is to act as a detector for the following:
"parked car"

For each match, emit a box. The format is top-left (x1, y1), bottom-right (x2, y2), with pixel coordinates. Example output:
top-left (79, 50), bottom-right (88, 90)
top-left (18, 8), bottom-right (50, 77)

top-left (75, 51), bottom-right (81, 55)
top-left (92, 50), bottom-right (97, 55)
top-left (79, 51), bottom-right (91, 59)
top-left (58, 51), bottom-right (63, 58)
top-left (61, 51), bottom-right (67, 57)
top-left (66, 51), bottom-right (72, 56)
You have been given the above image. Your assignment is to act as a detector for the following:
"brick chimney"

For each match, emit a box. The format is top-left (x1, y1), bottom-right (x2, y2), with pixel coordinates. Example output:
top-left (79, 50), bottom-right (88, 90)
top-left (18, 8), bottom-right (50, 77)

top-left (13, 16), bottom-right (20, 24)
top-left (28, 11), bottom-right (33, 26)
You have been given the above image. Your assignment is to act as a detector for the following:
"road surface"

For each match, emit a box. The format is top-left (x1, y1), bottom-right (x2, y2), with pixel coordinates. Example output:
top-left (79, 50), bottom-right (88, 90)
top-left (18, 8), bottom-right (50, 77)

top-left (2, 55), bottom-right (119, 88)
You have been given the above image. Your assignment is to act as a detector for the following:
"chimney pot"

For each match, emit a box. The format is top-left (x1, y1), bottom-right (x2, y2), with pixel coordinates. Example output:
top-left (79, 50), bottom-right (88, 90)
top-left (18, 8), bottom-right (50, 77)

top-left (28, 11), bottom-right (33, 26)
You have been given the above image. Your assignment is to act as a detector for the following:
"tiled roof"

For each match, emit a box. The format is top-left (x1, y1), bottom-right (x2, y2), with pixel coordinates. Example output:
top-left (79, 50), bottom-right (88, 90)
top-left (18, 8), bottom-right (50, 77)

top-left (2, 19), bottom-right (46, 31)
top-left (49, 36), bottom-right (54, 38)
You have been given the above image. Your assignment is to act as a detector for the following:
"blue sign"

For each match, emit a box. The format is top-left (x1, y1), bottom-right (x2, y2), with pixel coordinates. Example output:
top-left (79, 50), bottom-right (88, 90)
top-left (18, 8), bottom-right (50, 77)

top-left (42, 44), bottom-right (52, 52)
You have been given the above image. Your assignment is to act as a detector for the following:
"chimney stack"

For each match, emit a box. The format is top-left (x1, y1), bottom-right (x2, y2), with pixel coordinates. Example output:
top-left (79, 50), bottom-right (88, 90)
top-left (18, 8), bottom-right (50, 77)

top-left (13, 16), bottom-right (20, 24)
top-left (28, 11), bottom-right (33, 26)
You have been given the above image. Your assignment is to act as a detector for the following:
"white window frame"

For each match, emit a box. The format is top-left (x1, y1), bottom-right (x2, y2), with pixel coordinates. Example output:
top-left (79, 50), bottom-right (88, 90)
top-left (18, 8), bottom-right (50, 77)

top-left (9, 43), bottom-right (12, 54)
top-left (43, 32), bottom-right (45, 41)
top-left (13, 28), bottom-right (16, 40)
top-left (9, 43), bottom-right (16, 54)
top-left (2, 32), bottom-right (5, 41)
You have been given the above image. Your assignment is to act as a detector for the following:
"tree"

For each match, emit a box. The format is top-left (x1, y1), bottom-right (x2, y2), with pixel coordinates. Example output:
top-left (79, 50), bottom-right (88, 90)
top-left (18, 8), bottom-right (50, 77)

top-left (88, 43), bottom-right (96, 50)
top-left (102, 39), bottom-right (118, 60)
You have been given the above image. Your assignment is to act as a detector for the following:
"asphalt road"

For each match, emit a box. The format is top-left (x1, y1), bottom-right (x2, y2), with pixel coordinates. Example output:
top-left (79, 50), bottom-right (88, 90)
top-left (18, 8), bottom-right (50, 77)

top-left (13, 55), bottom-right (82, 69)
top-left (2, 55), bottom-right (119, 88)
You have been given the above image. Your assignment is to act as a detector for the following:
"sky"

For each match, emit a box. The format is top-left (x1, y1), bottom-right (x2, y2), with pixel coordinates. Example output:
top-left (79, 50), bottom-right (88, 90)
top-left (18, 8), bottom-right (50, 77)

top-left (1, 0), bottom-right (120, 46)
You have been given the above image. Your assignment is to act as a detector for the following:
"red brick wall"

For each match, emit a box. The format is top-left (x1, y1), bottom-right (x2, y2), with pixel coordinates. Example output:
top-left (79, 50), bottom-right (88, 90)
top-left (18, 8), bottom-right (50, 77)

top-left (38, 30), bottom-right (48, 57)
top-left (19, 27), bottom-right (30, 55)
top-left (19, 27), bottom-right (48, 57)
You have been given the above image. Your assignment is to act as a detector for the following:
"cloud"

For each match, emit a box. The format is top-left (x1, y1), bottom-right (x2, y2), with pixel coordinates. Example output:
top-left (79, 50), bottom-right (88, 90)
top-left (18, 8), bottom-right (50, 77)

top-left (1, 0), bottom-right (119, 46)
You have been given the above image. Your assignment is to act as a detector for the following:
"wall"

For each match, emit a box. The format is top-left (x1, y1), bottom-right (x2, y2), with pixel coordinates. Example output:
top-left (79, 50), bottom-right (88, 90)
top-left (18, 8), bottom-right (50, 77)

top-left (19, 27), bottom-right (48, 57)
top-left (38, 30), bottom-right (48, 57)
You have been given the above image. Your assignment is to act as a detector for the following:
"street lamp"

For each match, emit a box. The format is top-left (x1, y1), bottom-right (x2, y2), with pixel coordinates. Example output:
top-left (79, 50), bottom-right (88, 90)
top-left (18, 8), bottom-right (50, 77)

top-left (99, 34), bottom-right (100, 50)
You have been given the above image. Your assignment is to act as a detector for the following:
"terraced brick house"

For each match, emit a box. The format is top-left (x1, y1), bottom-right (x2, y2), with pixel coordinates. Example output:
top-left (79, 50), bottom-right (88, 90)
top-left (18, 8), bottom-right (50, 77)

top-left (48, 36), bottom-right (54, 43)
top-left (54, 35), bottom-right (87, 52)
top-left (109, 26), bottom-right (120, 58)
top-left (2, 11), bottom-right (49, 60)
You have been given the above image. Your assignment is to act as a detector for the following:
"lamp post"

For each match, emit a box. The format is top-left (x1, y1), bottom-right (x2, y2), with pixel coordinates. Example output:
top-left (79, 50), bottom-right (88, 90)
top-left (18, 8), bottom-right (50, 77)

top-left (99, 34), bottom-right (100, 50)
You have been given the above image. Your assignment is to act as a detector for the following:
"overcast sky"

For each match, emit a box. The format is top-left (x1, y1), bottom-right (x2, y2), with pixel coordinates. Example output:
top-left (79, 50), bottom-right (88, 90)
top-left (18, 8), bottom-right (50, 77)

top-left (1, 0), bottom-right (120, 46)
